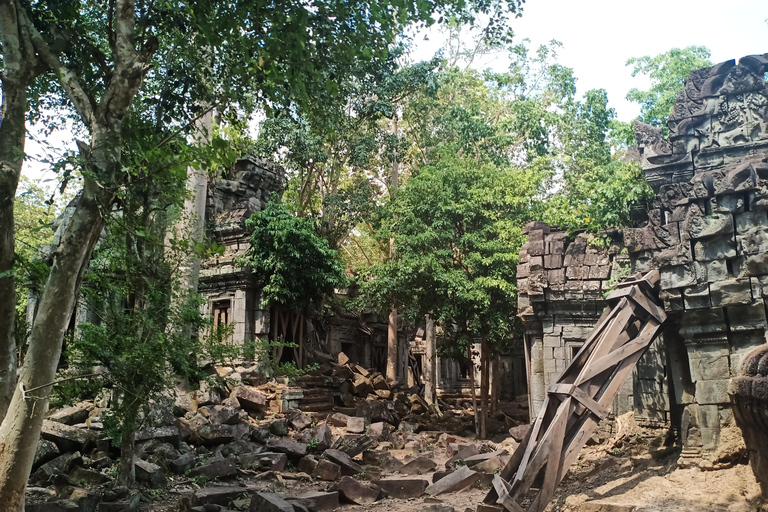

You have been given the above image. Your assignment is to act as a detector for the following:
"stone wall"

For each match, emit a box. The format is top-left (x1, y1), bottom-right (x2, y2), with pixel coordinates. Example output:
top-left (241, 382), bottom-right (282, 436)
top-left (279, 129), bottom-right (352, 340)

top-left (518, 53), bottom-right (768, 466)
top-left (517, 224), bottom-right (669, 427)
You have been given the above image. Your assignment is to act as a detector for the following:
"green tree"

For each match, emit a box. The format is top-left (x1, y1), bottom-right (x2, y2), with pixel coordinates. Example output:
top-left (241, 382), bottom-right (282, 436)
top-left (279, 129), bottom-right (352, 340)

top-left (0, 1), bottom-right (525, 505)
top-left (625, 46), bottom-right (713, 130)
top-left (242, 199), bottom-right (347, 312)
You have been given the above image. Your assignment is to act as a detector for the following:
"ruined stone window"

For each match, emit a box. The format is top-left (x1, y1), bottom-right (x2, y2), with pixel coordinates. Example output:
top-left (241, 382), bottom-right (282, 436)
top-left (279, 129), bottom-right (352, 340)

top-left (458, 358), bottom-right (470, 379)
top-left (213, 300), bottom-right (231, 327)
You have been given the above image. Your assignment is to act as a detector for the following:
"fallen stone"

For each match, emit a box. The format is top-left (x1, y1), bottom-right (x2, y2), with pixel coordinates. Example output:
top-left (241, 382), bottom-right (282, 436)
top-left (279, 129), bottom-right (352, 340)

top-left (266, 438), bottom-right (307, 459)
top-left (421, 505), bottom-right (455, 512)
top-left (34, 439), bottom-right (61, 468)
top-left (311, 459), bottom-right (341, 481)
top-left (189, 459), bottom-right (237, 480)
top-left (445, 444), bottom-right (479, 469)
top-left (356, 401), bottom-right (397, 425)
top-left (352, 375), bottom-right (373, 396)
top-left (34, 451), bottom-right (82, 483)
top-left (425, 465), bottom-right (478, 496)
top-left (327, 413), bottom-right (350, 427)
top-left (298, 455), bottom-right (318, 474)
top-left (362, 450), bottom-right (404, 472)
top-left (331, 476), bottom-right (381, 504)
top-left (375, 478), bottom-right (429, 499)
top-left (200, 405), bottom-right (240, 426)
top-left (472, 457), bottom-right (503, 474)
top-left (311, 423), bottom-right (332, 451)
top-left (333, 434), bottom-right (376, 457)
top-left (508, 424), bottom-right (531, 442)
top-left (41, 421), bottom-right (96, 453)
top-left (134, 458), bottom-right (166, 488)
top-left (323, 449), bottom-right (364, 476)
top-left (239, 452), bottom-right (288, 472)
top-left (463, 450), bottom-right (508, 467)
top-left (171, 451), bottom-right (196, 474)
top-left (347, 416), bottom-right (366, 434)
top-left (400, 456), bottom-right (437, 475)
top-left (295, 491), bottom-right (339, 511)
top-left (25, 500), bottom-right (81, 512)
top-left (197, 424), bottom-right (238, 446)
top-left (69, 466), bottom-right (109, 486)
top-left (47, 402), bottom-right (93, 425)
top-left (270, 420), bottom-right (289, 436)
top-left (194, 485), bottom-right (247, 506)
top-left (250, 492), bottom-right (295, 512)
top-left (135, 425), bottom-right (180, 446)
top-left (288, 411), bottom-right (312, 431)
top-left (231, 386), bottom-right (268, 411)
top-left (372, 374), bottom-right (389, 390)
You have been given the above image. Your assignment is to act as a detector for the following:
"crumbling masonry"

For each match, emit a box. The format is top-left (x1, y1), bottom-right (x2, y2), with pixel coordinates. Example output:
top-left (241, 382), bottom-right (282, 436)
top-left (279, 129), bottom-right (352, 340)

top-left (518, 53), bottom-right (768, 469)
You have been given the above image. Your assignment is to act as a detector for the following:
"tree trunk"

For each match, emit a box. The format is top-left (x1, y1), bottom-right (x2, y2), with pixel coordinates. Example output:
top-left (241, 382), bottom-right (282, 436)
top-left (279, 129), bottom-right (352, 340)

top-left (117, 430), bottom-right (136, 488)
top-left (468, 344), bottom-right (479, 436)
top-left (479, 336), bottom-right (489, 440)
top-left (387, 309), bottom-right (398, 381)
top-left (490, 352), bottom-right (499, 415)
top-left (0, 183), bottom-right (107, 510)
top-left (424, 315), bottom-right (436, 404)
top-left (386, 114), bottom-right (399, 383)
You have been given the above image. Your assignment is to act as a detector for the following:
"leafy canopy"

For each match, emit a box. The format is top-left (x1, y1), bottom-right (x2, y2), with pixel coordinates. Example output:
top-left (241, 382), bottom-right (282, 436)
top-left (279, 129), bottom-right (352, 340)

top-left (242, 200), bottom-right (348, 311)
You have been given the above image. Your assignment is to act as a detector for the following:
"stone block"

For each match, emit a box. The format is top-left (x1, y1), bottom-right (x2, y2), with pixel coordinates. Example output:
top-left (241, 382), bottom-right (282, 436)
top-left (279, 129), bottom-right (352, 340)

top-left (726, 302), bottom-right (766, 331)
top-left (734, 253), bottom-right (768, 277)
top-left (660, 264), bottom-right (698, 290)
top-left (687, 345), bottom-right (730, 382)
top-left (324, 449), bottom-right (364, 476)
top-left (544, 254), bottom-right (563, 269)
top-left (295, 491), bottom-right (339, 511)
top-left (134, 458), bottom-right (166, 488)
top-left (47, 402), bottom-right (93, 426)
top-left (425, 465), bottom-right (478, 496)
top-left (239, 452), bottom-right (288, 471)
top-left (194, 485), bottom-right (247, 506)
top-left (688, 212), bottom-right (734, 240)
top-left (189, 459), bottom-right (237, 480)
top-left (41, 421), bottom-right (97, 453)
top-left (250, 492), bottom-right (295, 512)
top-left (696, 260), bottom-right (728, 283)
top-left (331, 476), bottom-right (381, 504)
top-left (678, 308), bottom-right (727, 339)
top-left (375, 478), bottom-right (429, 499)
top-left (710, 278), bottom-right (753, 306)
top-left (542, 335), bottom-right (561, 348)
top-left (695, 379), bottom-right (730, 404)
top-left (737, 225), bottom-right (768, 256)
top-left (735, 210), bottom-right (768, 233)
top-left (683, 283), bottom-right (711, 309)
top-left (715, 194), bottom-right (746, 213)
top-left (693, 235), bottom-right (736, 261)
top-left (399, 456), bottom-right (437, 475)
top-left (230, 386), bottom-right (267, 411)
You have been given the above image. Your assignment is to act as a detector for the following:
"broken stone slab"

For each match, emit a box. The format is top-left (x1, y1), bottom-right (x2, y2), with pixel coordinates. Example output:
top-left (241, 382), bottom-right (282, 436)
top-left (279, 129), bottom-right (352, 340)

top-left (374, 478), bottom-right (429, 499)
top-left (25, 499), bottom-right (81, 512)
top-left (331, 476), bottom-right (381, 504)
top-left (399, 456), bottom-right (437, 475)
top-left (189, 458), bottom-right (237, 480)
top-left (193, 485), bottom-right (249, 506)
top-left (238, 452), bottom-right (288, 472)
top-left (33, 451), bottom-right (82, 483)
top-left (311, 423), bottom-right (332, 452)
top-left (266, 438), bottom-right (307, 459)
top-left (47, 402), bottom-right (93, 425)
top-left (250, 492), bottom-right (295, 512)
top-left (366, 422), bottom-right (387, 440)
top-left (347, 416), bottom-right (366, 434)
top-left (134, 458), bottom-right (166, 488)
top-left (355, 400), bottom-right (397, 425)
top-left (425, 465), bottom-right (478, 496)
top-left (135, 425), bottom-right (180, 446)
top-left (297, 455), bottom-right (318, 474)
top-left (196, 424), bottom-right (238, 446)
top-left (287, 410), bottom-right (312, 431)
top-left (445, 444), bottom-right (479, 469)
top-left (269, 420), bottom-right (289, 436)
top-left (311, 459), bottom-right (341, 481)
top-left (295, 491), bottom-right (339, 511)
top-left (68, 466), bottom-right (109, 486)
top-left (199, 404), bottom-right (240, 426)
top-left (231, 385), bottom-right (268, 411)
top-left (508, 424), bottom-right (531, 442)
top-left (362, 450), bottom-right (404, 472)
top-left (332, 434), bottom-right (376, 458)
top-left (421, 505), bottom-right (455, 512)
top-left (41, 420), bottom-right (96, 453)
top-left (472, 457), bottom-right (503, 474)
top-left (327, 412), bottom-right (350, 427)
top-left (462, 450), bottom-right (508, 467)
top-left (34, 439), bottom-right (61, 469)
top-left (171, 451), bottom-right (196, 474)
top-left (323, 449), bottom-right (364, 476)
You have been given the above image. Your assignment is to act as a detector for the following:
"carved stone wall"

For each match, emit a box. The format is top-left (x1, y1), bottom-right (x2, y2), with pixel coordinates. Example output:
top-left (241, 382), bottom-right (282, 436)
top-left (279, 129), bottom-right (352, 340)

top-left (518, 54), bottom-right (768, 467)
top-left (517, 223), bottom-right (669, 428)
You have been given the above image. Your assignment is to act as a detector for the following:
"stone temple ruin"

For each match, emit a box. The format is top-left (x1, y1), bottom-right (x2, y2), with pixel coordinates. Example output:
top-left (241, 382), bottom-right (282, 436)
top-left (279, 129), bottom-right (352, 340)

top-left (517, 53), bottom-right (768, 473)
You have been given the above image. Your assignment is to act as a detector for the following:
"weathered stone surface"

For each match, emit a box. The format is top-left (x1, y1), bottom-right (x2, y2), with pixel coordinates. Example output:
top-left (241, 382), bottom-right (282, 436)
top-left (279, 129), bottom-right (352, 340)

top-left (197, 424), bottom-right (238, 446)
top-left (171, 451), bottom-right (196, 474)
top-left (446, 444), bottom-right (479, 468)
top-left (250, 492), bottom-right (295, 512)
top-left (331, 476), bottom-right (381, 504)
top-left (287, 410), bottom-right (312, 431)
top-left (134, 458), bottom-right (166, 488)
top-left (425, 465), bottom-right (478, 496)
top-left (41, 421), bottom-right (96, 453)
top-left (69, 466), bottom-right (109, 486)
top-left (508, 424), bottom-right (531, 442)
top-left (297, 455), bottom-right (318, 474)
top-left (311, 459), bottom-right (342, 481)
top-left (189, 459), bottom-right (237, 480)
top-left (347, 416), bottom-right (366, 434)
top-left (374, 478), bottom-right (429, 499)
top-left (135, 425), bottom-right (181, 446)
top-left (34, 439), bottom-right (61, 468)
top-left (323, 449), bottom-right (364, 476)
top-left (693, 236), bottom-right (737, 261)
top-left (363, 450), bottom-right (404, 472)
top-left (47, 402), bottom-right (92, 425)
top-left (399, 456), bottom-right (437, 475)
top-left (239, 452), bottom-right (288, 471)
top-left (311, 423), bottom-right (332, 451)
top-left (33, 451), bottom-right (82, 483)
top-left (193, 485), bottom-right (246, 506)
top-left (199, 405), bottom-right (240, 426)
top-left (472, 457), bottom-right (503, 474)
top-left (355, 400), bottom-right (397, 425)
top-left (266, 438), bottom-right (307, 459)
top-left (327, 413), bottom-right (350, 427)
top-left (710, 278), bottom-right (753, 306)
top-left (230, 386), bottom-right (268, 411)
top-left (295, 491), bottom-right (340, 511)
top-left (270, 420), bottom-right (289, 436)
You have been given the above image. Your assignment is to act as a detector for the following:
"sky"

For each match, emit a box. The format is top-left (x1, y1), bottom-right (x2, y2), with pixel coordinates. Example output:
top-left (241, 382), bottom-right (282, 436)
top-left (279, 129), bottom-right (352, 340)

top-left (21, 0), bottom-right (768, 184)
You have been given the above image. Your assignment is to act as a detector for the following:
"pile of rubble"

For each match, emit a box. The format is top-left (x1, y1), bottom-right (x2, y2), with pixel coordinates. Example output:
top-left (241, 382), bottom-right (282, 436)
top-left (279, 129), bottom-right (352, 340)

top-left (26, 355), bottom-right (529, 512)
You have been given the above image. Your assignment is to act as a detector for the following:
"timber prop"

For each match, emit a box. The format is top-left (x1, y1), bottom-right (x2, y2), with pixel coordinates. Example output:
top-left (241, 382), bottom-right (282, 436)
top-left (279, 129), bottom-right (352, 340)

top-left (483, 270), bottom-right (666, 512)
